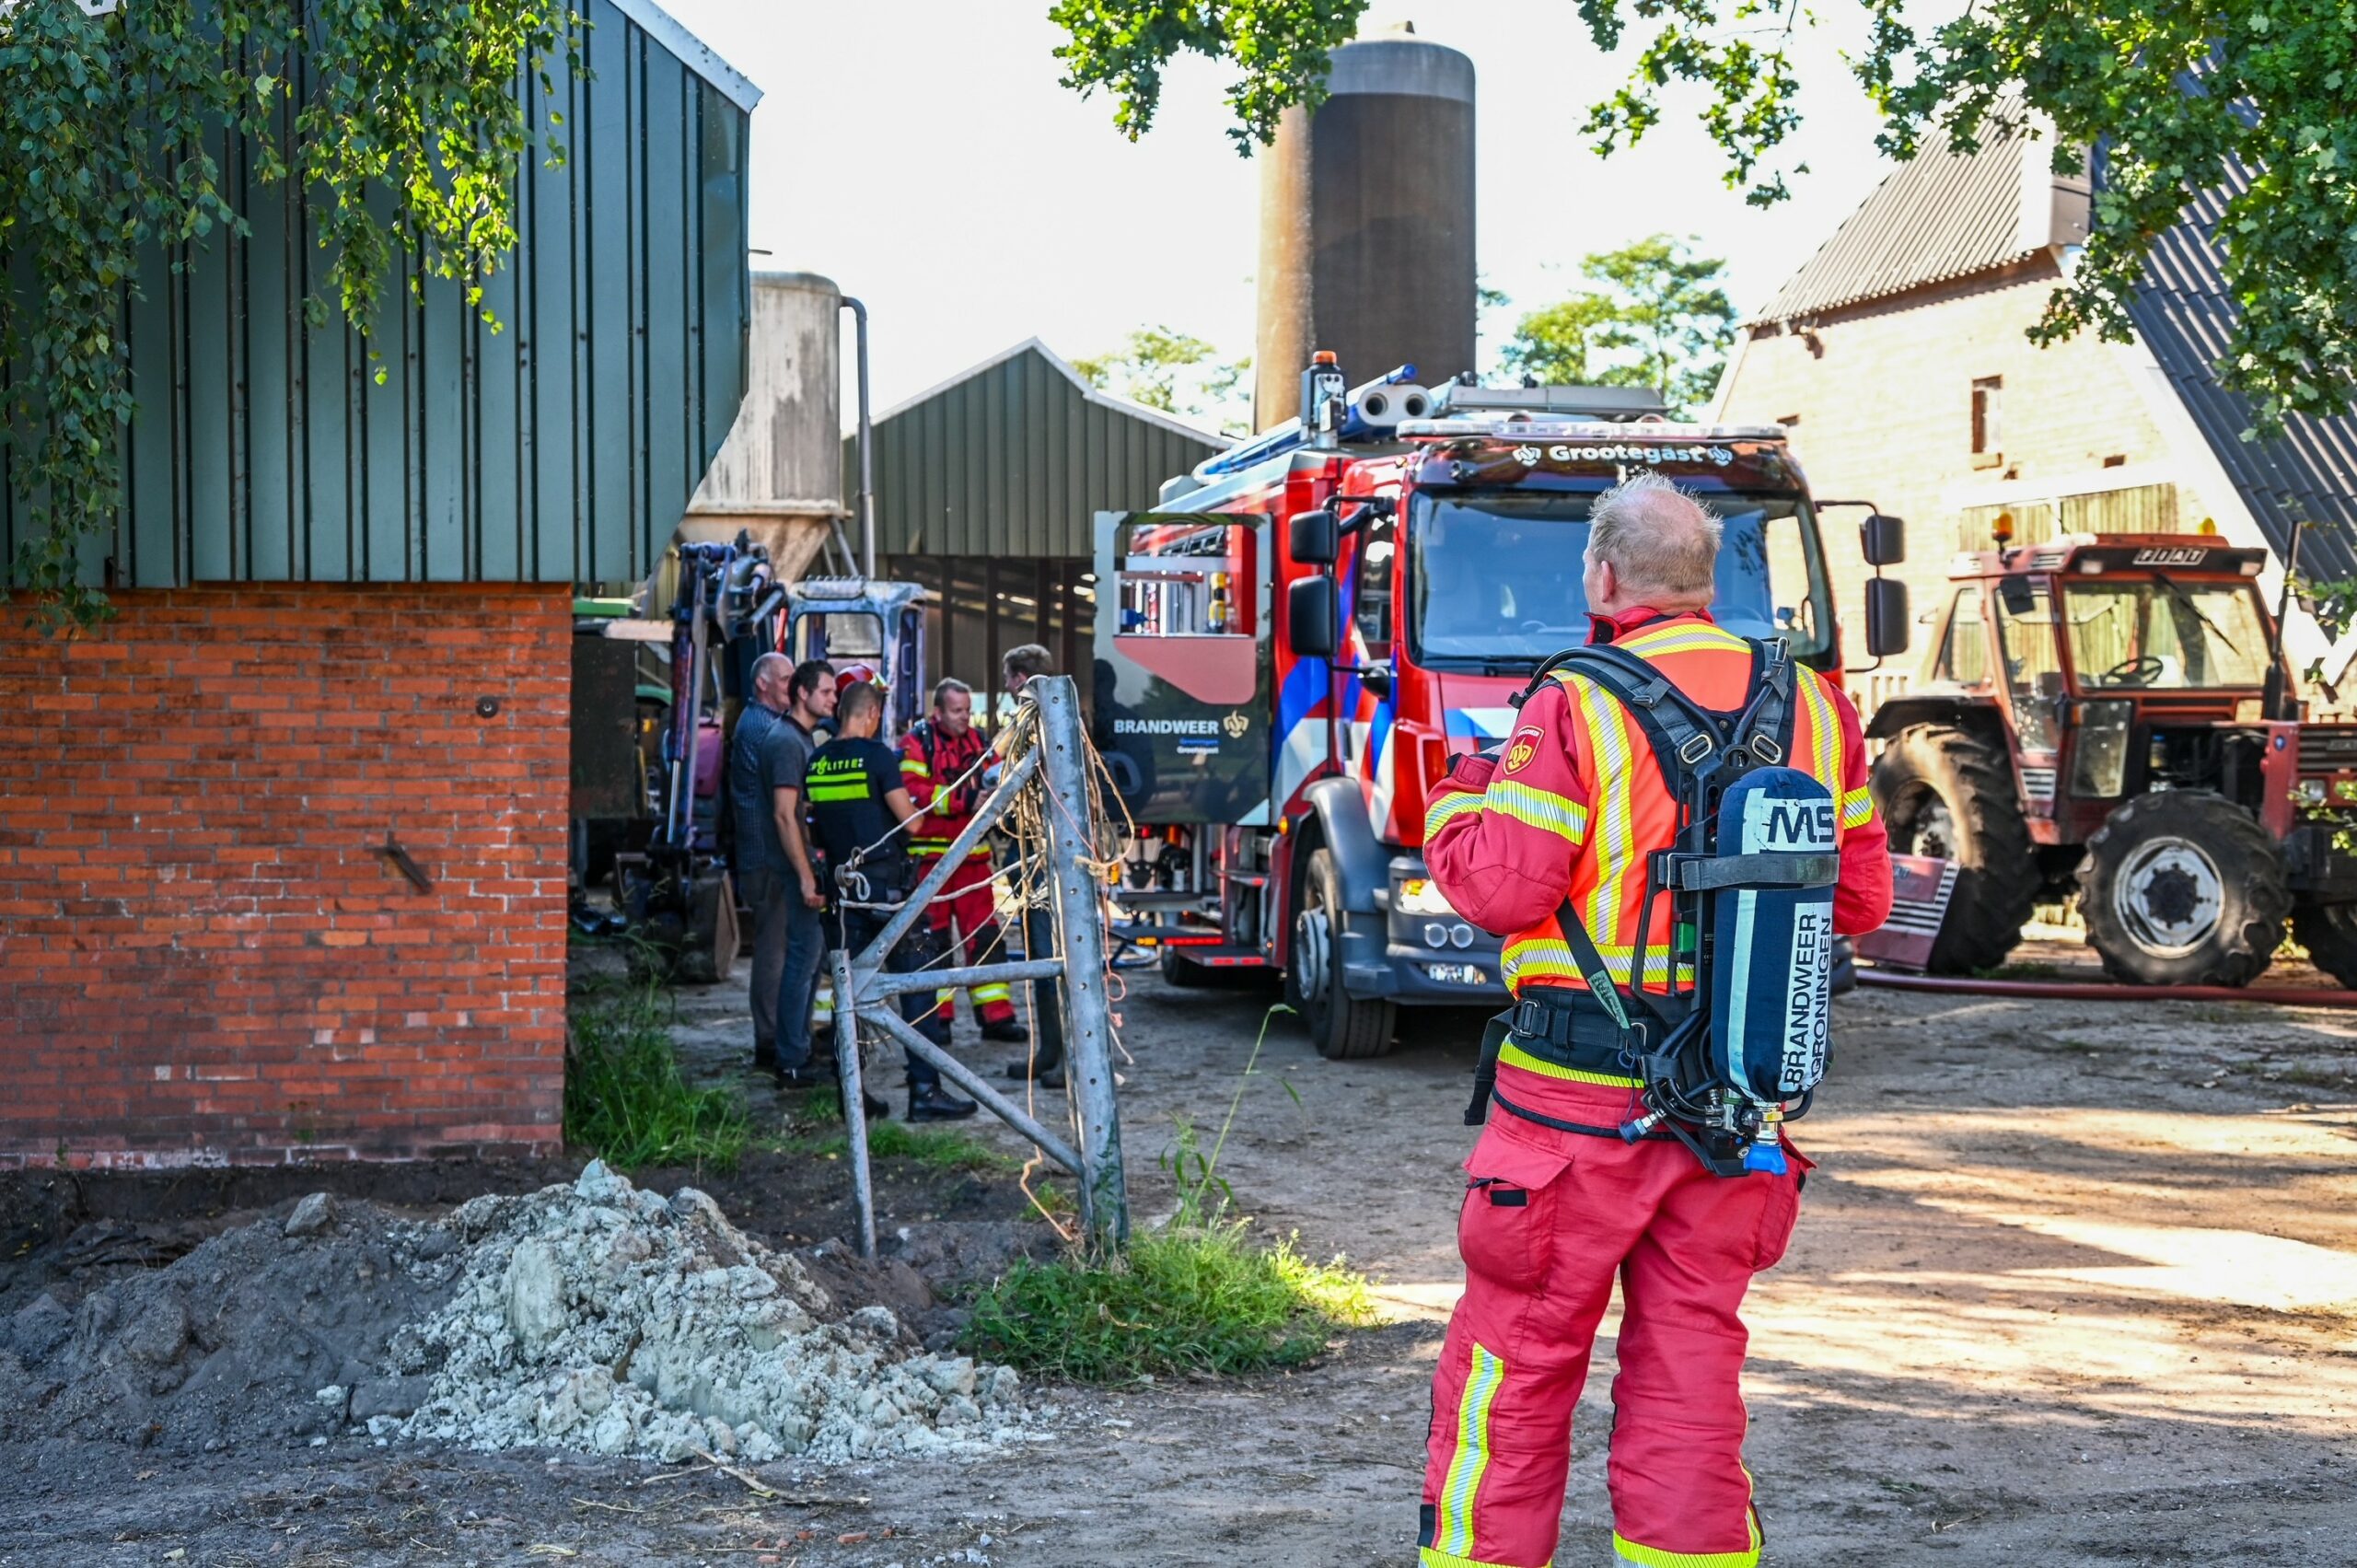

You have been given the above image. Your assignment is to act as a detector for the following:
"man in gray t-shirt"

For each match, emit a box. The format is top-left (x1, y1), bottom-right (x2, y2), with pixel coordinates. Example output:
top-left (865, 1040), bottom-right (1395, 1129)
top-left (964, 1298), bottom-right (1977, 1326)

top-left (730, 655), bottom-right (834, 1074)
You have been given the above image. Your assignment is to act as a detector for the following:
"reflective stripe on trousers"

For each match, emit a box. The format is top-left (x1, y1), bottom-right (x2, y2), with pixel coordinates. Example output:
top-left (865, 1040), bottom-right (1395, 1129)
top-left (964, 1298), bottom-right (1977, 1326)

top-left (1418, 1073), bottom-right (1799, 1568)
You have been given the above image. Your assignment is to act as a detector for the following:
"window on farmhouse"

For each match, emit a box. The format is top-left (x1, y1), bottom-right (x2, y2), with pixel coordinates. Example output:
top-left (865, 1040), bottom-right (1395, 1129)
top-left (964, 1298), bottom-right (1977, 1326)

top-left (1970, 377), bottom-right (2003, 462)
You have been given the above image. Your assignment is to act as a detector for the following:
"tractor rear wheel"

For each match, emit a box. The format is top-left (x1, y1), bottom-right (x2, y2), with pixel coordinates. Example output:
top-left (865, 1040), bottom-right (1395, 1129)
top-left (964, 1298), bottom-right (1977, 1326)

top-left (2078, 791), bottom-right (2287, 986)
top-left (2291, 901), bottom-right (2357, 990)
top-left (1871, 724), bottom-right (2038, 973)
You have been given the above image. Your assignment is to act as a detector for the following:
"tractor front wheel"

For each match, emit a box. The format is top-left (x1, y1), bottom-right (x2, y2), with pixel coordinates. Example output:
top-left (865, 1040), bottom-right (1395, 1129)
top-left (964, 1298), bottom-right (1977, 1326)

top-left (1871, 724), bottom-right (2038, 973)
top-left (2078, 791), bottom-right (2287, 986)
top-left (2291, 901), bottom-right (2357, 990)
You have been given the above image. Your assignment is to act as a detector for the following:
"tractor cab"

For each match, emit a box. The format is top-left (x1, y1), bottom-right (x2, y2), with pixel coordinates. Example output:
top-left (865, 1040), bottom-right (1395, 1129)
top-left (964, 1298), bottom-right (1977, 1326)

top-left (1870, 529), bottom-right (2357, 989)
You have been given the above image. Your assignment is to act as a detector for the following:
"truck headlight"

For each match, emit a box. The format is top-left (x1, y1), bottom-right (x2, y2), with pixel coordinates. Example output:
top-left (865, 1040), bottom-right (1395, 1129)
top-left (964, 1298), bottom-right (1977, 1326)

top-left (1397, 877), bottom-right (1456, 915)
top-left (2301, 778), bottom-right (2329, 805)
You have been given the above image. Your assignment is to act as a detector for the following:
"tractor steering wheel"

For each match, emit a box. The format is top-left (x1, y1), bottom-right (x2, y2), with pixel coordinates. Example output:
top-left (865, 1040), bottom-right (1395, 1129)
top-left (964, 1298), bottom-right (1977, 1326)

top-left (2102, 654), bottom-right (2166, 687)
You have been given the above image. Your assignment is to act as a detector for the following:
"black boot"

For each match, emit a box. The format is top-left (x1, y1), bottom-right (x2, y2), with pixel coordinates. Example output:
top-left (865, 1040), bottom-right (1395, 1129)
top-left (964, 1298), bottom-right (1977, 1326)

top-left (979, 1016), bottom-right (1028, 1044)
top-left (1004, 1058), bottom-right (1064, 1088)
top-left (908, 1084), bottom-right (979, 1122)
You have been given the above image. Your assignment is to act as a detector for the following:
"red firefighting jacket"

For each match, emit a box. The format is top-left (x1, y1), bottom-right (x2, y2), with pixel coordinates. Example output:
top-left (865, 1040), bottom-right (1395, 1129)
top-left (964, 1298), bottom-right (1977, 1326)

top-left (1425, 609), bottom-right (1893, 1005)
top-left (899, 717), bottom-right (989, 859)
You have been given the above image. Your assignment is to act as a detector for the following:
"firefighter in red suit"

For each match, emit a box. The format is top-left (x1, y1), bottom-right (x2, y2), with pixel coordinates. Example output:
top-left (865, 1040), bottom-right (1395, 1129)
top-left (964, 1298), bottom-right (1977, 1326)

top-left (900, 678), bottom-right (1024, 1041)
top-left (1415, 473), bottom-right (1893, 1568)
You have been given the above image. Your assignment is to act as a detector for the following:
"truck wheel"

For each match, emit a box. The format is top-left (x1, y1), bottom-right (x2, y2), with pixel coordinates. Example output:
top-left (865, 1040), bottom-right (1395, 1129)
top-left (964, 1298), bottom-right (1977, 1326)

top-left (1285, 846), bottom-right (1397, 1059)
top-left (1158, 946), bottom-right (1216, 988)
top-left (1871, 724), bottom-right (2038, 973)
top-left (2078, 791), bottom-right (2287, 986)
top-left (2293, 902), bottom-right (2357, 989)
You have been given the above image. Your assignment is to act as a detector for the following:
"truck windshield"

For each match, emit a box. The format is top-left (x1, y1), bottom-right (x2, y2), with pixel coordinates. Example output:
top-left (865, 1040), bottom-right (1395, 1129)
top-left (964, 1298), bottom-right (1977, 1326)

top-left (1406, 490), bottom-right (1831, 668)
top-left (2064, 578), bottom-right (2272, 689)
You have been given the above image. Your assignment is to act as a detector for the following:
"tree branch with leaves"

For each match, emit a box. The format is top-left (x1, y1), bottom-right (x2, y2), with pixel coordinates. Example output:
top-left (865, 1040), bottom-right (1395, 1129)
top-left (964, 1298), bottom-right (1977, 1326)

top-left (1072, 326), bottom-right (1253, 432)
top-left (0, 0), bottom-right (583, 627)
top-left (1051, 0), bottom-right (2357, 434)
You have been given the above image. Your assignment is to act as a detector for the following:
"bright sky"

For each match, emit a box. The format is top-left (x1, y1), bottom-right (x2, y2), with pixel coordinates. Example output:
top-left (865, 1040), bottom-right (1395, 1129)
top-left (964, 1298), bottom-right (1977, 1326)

top-left (658, 0), bottom-right (1922, 420)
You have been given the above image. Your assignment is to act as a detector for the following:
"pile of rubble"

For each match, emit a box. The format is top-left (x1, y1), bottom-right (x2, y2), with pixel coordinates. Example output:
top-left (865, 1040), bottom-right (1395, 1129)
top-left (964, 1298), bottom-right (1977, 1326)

top-left (389, 1161), bottom-right (1026, 1462)
top-left (1, 1162), bottom-right (1028, 1467)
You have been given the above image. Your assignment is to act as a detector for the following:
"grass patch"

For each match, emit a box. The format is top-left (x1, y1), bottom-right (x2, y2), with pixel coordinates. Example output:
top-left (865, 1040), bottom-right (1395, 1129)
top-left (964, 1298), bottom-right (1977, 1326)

top-left (960, 1219), bottom-right (1375, 1381)
top-left (962, 1034), bottom-right (1376, 1383)
top-left (565, 976), bottom-right (749, 1170)
top-left (802, 1120), bottom-right (1018, 1173)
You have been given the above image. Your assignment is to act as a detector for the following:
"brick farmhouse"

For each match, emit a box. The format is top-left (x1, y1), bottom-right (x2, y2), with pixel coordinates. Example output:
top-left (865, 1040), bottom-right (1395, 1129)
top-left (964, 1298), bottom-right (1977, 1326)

top-left (1714, 110), bottom-right (2357, 713)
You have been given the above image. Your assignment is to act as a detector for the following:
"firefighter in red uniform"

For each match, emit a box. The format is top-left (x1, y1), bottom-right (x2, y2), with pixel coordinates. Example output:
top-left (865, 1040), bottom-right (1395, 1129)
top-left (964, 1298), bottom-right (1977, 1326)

top-left (1415, 473), bottom-right (1893, 1568)
top-left (900, 678), bottom-right (1025, 1041)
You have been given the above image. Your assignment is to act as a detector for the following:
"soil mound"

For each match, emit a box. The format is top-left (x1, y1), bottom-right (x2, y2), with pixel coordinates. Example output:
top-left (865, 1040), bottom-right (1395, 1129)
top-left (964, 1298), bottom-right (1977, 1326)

top-left (0, 1162), bottom-right (1026, 1467)
top-left (0, 1190), bottom-right (448, 1453)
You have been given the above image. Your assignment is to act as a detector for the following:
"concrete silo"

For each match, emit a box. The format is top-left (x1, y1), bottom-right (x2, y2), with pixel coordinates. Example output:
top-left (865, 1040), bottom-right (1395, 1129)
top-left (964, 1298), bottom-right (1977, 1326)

top-left (1254, 28), bottom-right (1477, 430)
top-left (680, 271), bottom-right (847, 579)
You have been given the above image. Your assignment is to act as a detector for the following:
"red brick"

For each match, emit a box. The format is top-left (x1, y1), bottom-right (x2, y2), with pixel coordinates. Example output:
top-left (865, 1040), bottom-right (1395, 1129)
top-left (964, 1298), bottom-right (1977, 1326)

top-left (0, 583), bottom-right (572, 1166)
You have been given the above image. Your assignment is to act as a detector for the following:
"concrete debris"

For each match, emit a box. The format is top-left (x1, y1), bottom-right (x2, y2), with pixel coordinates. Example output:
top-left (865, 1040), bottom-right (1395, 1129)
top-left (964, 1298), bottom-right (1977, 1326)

top-left (282, 1191), bottom-right (334, 1237)
top-left (0, 1160), bottom-right (1032, 1470)
top-left (389, 1160), bottom-right (1028, 1463)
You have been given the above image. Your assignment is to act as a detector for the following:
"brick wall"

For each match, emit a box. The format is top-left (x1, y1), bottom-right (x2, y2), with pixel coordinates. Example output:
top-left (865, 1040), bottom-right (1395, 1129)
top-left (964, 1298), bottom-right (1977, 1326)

top-left (0, 584), bottom-right (572, 1167)
top-left (1722, 258), bottom-right (2175, 704)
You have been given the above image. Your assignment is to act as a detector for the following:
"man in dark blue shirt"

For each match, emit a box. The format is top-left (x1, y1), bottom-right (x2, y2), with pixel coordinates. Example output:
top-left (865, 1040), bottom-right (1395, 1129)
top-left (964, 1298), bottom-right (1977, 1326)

top-left (729, 655), bottom-right (834, 1079)
top-left (807, 681), bottom-right (977, 1121)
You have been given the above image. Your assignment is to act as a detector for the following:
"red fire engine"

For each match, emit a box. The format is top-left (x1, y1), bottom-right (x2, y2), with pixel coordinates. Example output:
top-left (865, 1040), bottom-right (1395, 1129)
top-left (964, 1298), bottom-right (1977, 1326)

top-left (1092, 355), bottom-right (1909, 1057)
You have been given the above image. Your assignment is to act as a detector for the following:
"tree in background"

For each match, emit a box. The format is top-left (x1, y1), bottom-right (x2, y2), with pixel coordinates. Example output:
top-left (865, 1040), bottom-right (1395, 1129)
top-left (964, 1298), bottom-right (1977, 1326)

top-left (1073, 328), bottom-right (1253, 434)
top-left (1050, 0), bottom-right (2357, 435)
top-left (1, 0), bottom-right (581, 626)
top-left (1498, 238), bottom-right (1736, 416)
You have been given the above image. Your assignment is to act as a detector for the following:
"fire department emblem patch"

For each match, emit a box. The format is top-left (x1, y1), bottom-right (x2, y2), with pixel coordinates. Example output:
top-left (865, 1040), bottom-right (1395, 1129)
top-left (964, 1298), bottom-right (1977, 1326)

top-left (1504, 725), bottom-right (1545, 774)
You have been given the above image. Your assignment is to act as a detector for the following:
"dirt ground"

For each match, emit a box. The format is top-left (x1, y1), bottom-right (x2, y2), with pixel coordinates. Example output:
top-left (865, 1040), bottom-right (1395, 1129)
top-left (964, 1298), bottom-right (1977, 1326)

top-left (7, 936), bottom-right (2357, 1566)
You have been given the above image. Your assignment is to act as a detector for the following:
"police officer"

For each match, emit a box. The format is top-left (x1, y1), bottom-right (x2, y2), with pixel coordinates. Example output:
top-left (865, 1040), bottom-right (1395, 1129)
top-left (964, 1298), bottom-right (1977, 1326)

top-left (1412, 473), bottom-right (1893, 1568)
top-left (805, 680), bottom-right (979, 1122)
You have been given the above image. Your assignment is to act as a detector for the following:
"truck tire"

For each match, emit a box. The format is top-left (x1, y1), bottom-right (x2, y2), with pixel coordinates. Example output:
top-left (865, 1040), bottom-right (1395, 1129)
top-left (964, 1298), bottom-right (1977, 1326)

top-left (1285, 846), bottom-right (1397, 1059)
top-left (2292, 902), bottom-right (2357, 989)
top-left (2078, 791), bottom-right (2287, 986)
top-left (1871, 724), bottom-right (2038, 973)
top-left (1159, 946), bottom-right (1217, 988)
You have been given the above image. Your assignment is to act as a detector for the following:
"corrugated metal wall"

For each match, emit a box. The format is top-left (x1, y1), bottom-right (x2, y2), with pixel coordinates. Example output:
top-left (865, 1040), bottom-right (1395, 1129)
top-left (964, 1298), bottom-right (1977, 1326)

top-left (2, 0), bottom-right (755, 588)
top-left (865, 344), bottom-right (1225, 560)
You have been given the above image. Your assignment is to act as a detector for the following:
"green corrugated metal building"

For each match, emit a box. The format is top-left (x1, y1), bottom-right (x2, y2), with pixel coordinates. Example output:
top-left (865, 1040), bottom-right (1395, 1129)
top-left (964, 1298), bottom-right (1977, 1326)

top-left (3, 0), bottom-right (760, 590)
top-left (858, 339), bottom-right (1226, 697)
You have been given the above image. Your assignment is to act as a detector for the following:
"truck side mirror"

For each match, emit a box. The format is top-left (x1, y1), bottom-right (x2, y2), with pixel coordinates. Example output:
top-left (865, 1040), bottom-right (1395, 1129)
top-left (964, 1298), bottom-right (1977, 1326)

top-left (1861, 513), bottom-right (1906, 567)
top-left (1290, 507), bottom-right (1340, 566)
top-left (1864, 577), bottom-right (1910, 657)
top-left (1287, 575), bottom-right (1339, 659)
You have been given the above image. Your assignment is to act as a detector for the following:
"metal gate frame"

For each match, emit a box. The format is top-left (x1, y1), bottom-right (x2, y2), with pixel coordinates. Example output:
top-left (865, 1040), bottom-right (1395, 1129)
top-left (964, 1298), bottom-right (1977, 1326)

top-left (828, 674), bottom-right (1128, 1254)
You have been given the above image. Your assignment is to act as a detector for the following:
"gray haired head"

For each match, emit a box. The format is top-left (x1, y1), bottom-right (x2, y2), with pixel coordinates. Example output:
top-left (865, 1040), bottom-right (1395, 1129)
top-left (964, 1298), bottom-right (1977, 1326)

top-left (1587, 470), bottom-right (1721, 604)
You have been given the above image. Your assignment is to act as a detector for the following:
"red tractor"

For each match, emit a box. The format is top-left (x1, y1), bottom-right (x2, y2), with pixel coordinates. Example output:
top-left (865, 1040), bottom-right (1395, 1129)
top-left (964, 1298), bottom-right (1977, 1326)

top-left (1868, 530), bottom-right (2357, 987)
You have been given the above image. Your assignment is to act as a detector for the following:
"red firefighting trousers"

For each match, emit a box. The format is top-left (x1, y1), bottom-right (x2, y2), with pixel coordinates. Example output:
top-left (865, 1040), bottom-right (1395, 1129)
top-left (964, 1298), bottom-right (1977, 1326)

top-left (922, 854), bottom-right (1014, 1026)
top-left (1420, 1076), bottom-right (1806, 1568)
